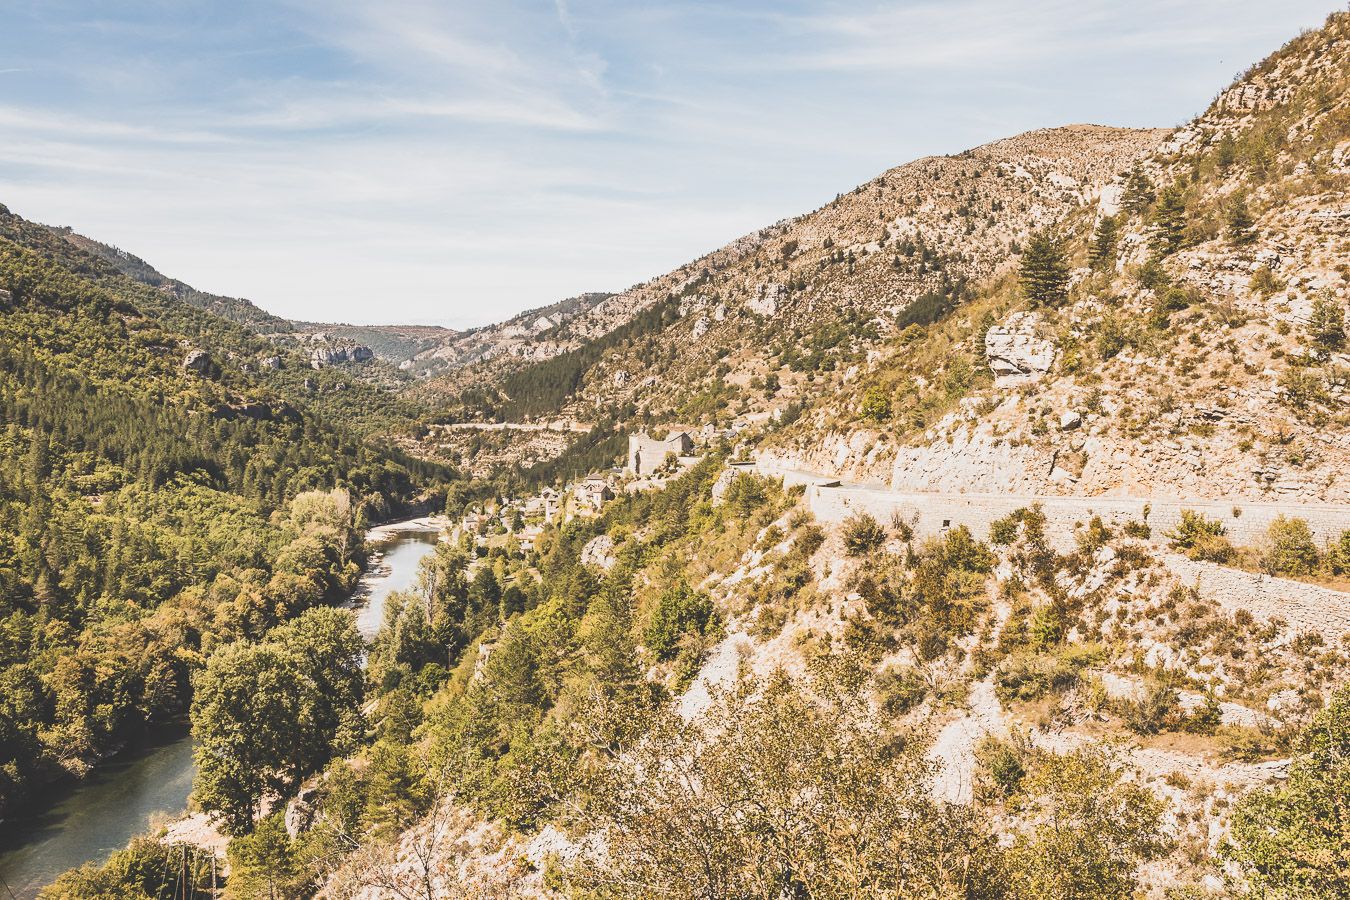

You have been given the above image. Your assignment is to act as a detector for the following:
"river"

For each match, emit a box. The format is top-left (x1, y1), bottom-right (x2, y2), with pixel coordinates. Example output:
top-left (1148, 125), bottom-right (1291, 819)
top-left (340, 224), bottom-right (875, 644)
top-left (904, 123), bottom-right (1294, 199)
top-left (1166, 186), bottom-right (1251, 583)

top-left (0, 523), bottom-right (441, 900)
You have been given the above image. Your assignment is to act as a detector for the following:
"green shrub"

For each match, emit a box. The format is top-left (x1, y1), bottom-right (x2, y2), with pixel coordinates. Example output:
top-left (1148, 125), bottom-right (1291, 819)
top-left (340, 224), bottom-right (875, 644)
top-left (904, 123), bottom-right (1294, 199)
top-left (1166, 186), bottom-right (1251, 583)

top-left (875, 666), bottom-right (928, 716)
top-left (1123, 520), bottom-right (1151, 539)
top-left (1325, 529), bottom-right (1350, 576)
top-left (1183, 694), bottom-right (1223, 735)
top-left (995, 649), bottom-right (1082, 702)
top-left (859, 385), bottom-right (892, 421)
top-left (1262, 515), bottom-right (1320, 576)
top-left (1167, 510), bottom-right (1235, 562)
top-left (1118, 681), bottom-right (1179, 735)
top-left (645, 582), bottom-right (718, 661)
top-left (974, 735), bottom-right (1029, 799)
top-left (842, 513), bottom-right (887, 557)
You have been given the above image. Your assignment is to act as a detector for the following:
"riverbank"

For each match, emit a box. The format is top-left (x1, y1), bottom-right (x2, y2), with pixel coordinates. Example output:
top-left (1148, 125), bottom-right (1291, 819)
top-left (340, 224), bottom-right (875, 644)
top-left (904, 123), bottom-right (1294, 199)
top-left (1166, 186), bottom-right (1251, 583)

top-left (155, 520), bottom-right (446, 861)
top-left (365, 513), bottom-right (449, 541)
top-left (0, 520), bottom-right (445, 898)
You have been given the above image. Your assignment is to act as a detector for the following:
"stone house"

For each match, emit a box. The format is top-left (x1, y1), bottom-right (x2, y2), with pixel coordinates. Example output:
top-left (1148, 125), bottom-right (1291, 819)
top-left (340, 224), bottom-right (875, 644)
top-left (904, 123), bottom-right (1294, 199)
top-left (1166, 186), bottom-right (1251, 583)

top-left (574, 476), bottom-right (613, 513)
top-left (627, 432), bottom-right (694, 477)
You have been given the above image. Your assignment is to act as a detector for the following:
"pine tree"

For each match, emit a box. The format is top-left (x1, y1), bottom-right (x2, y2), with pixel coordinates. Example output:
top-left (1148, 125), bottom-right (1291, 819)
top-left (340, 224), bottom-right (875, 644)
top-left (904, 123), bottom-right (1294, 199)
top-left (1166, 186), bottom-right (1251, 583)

top-left (1227, 194), bottom-right (1257, 246)
top-left (1088, 215), bottom-right (1120, 273)
top-left (1149, 183), bottom-right (1188, 256)
top-left (1120, 165), bottom-right (1155, 216)
top-left (1307, 294), bottom-right (1346, 357)
top-left (1215, 133), bottom-right (1238, 172)
top-left (1019, 230), bottom-right (1069, 307)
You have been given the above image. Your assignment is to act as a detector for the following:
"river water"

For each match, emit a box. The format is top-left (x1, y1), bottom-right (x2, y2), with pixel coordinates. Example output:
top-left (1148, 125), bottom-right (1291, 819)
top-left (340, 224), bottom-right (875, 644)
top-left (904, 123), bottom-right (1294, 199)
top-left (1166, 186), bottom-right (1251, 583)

top-left (0, 524), bottom-right (441, 899)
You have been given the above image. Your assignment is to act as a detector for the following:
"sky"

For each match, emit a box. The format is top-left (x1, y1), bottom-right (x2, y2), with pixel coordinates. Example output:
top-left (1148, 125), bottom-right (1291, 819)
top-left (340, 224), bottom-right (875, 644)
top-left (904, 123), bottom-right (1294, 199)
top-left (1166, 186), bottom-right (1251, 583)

top-left (0, 1), bottom-right (1340, 328)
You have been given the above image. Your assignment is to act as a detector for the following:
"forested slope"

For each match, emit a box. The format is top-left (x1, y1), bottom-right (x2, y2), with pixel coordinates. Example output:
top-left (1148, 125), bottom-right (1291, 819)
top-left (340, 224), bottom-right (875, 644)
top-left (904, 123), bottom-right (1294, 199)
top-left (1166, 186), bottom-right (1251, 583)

top-left (0, 203), bottom-right (455, 817)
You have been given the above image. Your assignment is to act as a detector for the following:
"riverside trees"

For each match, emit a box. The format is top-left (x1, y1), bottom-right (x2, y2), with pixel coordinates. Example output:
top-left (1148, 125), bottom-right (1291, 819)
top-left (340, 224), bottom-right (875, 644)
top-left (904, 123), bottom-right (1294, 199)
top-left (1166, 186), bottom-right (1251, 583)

top-left (191, 607), bottom-right (364, 835)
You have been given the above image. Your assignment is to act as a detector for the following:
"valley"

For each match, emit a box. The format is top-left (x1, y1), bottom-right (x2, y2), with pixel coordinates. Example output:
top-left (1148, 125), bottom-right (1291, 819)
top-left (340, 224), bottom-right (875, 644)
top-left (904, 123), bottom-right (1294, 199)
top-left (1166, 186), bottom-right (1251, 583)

top-left (4, 7), bottom-right (1350, 900)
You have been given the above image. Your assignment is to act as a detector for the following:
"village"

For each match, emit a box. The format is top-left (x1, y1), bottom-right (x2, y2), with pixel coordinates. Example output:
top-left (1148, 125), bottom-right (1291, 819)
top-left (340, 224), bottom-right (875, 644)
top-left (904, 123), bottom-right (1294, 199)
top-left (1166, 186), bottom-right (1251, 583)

top-left (449, 429), bottom-right (714, 553)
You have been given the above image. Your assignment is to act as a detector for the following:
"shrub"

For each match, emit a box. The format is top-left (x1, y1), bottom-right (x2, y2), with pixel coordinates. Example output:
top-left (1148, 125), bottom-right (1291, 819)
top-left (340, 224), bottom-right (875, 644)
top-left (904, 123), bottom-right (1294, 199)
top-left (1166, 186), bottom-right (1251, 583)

top-left (1167, 510), bottom-right (1235, 562)
top-left (989, 513), bottom-right (1020, 546)
top-left (842, 513), bottom-right (887, 557)
top-left (1279, 368), bottom-right (1330, 413)
top-left (1306, 293), bottom-right (1346, 356)
top-left (1123, 520), bottom-right (1151, 539)
top-left (1223, 687), bottom-right (1350, 895)
top-left (1183, 694), bottom-right (1223, 735)
top-left (645, 583), bottom-right (718, 661)
top-left (994, 649), bottom-right (1081, 702)
top-left (859, 385), bottom-right (892, 421)
top-left (1119, 681), bottom-right (1180, 735)
top-left (1250, 265), bottom-right (1282, 296)
top-left (1261, 516), bottom-right (1319, 576)
top-left (974, 735), bottom-right (1029, 799)
top-left (874, 666), bottom-right (927, 716)
top-left (1325, 530), bottom-right (1350, 576)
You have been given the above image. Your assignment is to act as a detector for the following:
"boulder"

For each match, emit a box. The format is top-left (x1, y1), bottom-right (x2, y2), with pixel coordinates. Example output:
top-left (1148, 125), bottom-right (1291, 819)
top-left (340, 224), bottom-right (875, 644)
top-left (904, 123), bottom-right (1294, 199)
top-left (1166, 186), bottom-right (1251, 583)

top-left (260, 355), bottom-right (283, 370)
top-left (1060, 410), bottom-right (1082, 431)
top-left (748, 283), bottom-right (786, 317)
top-left (985, 312), bottom-right (1056, 385)
top-left (580, 535), bottom-right (617, 571)
top-left (284, 785), bottom-right (321, 838)
top-left (182, 349), bottom-right (210, 375)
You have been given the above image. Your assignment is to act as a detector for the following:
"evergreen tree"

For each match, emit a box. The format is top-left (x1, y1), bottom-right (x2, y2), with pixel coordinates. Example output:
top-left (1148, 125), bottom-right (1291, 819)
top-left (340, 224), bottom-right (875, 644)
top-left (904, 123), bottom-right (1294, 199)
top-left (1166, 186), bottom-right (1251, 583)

top-left (1227, 193), bottom-right (1257, 246)
top-left (1307, 294), bottom-right (1347, 357)
top-left (1149, 183), bottom-right (1188, 256)
top-left (1088, 215), bottom-right (1120, 273)
top-left (1215, 133), bottom-right (1238, 172)
top-left (1120, 165), bottom-right (1155, 216)
top-left (1019, 230), bottom-right (1070, 307)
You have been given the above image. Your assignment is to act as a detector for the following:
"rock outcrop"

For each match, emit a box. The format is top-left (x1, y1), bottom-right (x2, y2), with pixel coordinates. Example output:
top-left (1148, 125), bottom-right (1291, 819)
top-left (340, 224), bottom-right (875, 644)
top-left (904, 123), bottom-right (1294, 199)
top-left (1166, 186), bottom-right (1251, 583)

top-left (984, 312), bottom-right (1055, 385)
top-left (182, 349), bottom-right (210, 375)
top-left (580, 535), bottom-right (617, 571)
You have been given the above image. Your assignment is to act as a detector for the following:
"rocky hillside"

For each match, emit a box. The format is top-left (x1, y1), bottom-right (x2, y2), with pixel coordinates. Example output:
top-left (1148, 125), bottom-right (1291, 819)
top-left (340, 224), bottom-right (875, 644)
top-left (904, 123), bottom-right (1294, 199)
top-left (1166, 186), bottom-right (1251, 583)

top-left (756, 13), bottom-right (1350, 507)
top-left (399, 291), bottom-right (615, 380)
top-left (417, 126), bottom-right (1165, 437)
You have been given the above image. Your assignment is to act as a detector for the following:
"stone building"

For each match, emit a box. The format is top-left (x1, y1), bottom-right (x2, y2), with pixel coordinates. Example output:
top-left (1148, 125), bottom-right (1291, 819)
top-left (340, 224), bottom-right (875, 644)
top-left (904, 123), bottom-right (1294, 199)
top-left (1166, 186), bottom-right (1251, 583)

top-left (627, 432), bottom-right (694, 477)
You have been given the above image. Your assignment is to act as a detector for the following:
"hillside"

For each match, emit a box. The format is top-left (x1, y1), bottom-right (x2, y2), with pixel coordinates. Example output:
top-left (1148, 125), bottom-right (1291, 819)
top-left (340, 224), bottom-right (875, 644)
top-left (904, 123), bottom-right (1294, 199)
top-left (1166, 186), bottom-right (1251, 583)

top-left (757, 6), bottom-right (1350, 506)
top-left (234, 12), bottom-right (1349, 900)
top-left (409, 125), bottom-right (1167, 477)
top-left (49, 225), bottom-right (293, 333)
top-left (0, 202), bottom-right (455, 819)
top-left (26, 10), bottom-right (1350, 900)
top-left (397, 291), bottom-right (616, 380)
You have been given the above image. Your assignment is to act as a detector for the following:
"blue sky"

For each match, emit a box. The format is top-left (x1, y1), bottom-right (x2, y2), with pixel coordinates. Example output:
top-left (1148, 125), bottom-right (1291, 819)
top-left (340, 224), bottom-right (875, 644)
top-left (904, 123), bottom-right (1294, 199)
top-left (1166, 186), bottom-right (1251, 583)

top-left (0, 1), bottom-right (1339, 327)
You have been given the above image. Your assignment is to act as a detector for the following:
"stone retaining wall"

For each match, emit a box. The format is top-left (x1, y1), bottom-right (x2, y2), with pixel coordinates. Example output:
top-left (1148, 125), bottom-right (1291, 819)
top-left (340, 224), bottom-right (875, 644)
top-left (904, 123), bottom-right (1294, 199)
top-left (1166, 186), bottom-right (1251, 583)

top-left (1162, 553), bottom-right (1350, 637)
top-left (804, 485), bottom-right (1350, 551)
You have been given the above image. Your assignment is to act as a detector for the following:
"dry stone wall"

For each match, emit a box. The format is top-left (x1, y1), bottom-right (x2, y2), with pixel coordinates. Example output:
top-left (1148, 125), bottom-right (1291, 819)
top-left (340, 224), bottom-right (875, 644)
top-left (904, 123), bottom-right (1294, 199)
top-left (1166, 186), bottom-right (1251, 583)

top-left (1161, 553), bottom-right (1350, 637)
top-left (804, 485), bottom-right (1350, 550)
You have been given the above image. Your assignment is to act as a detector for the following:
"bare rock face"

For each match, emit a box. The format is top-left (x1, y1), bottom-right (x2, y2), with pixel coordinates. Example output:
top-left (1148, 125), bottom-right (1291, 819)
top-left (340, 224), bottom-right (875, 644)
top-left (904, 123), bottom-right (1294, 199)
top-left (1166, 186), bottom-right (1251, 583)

top-left (580, 535), bottom-right (617, 571)
top-left (260, 355), bottom-right (283, 370)
top-left (182, 349), bottom-right (210, 374)
top-left (310, 344), bottom-right (374, 369)
top-left (285, 785), bottom-right (321, 838)
top-left (748, 283), bottom-right (786, 317)
top-left (985, 312), bottom-right (1056, 385)
top-left (711, 467), bottom-right (739, 505)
